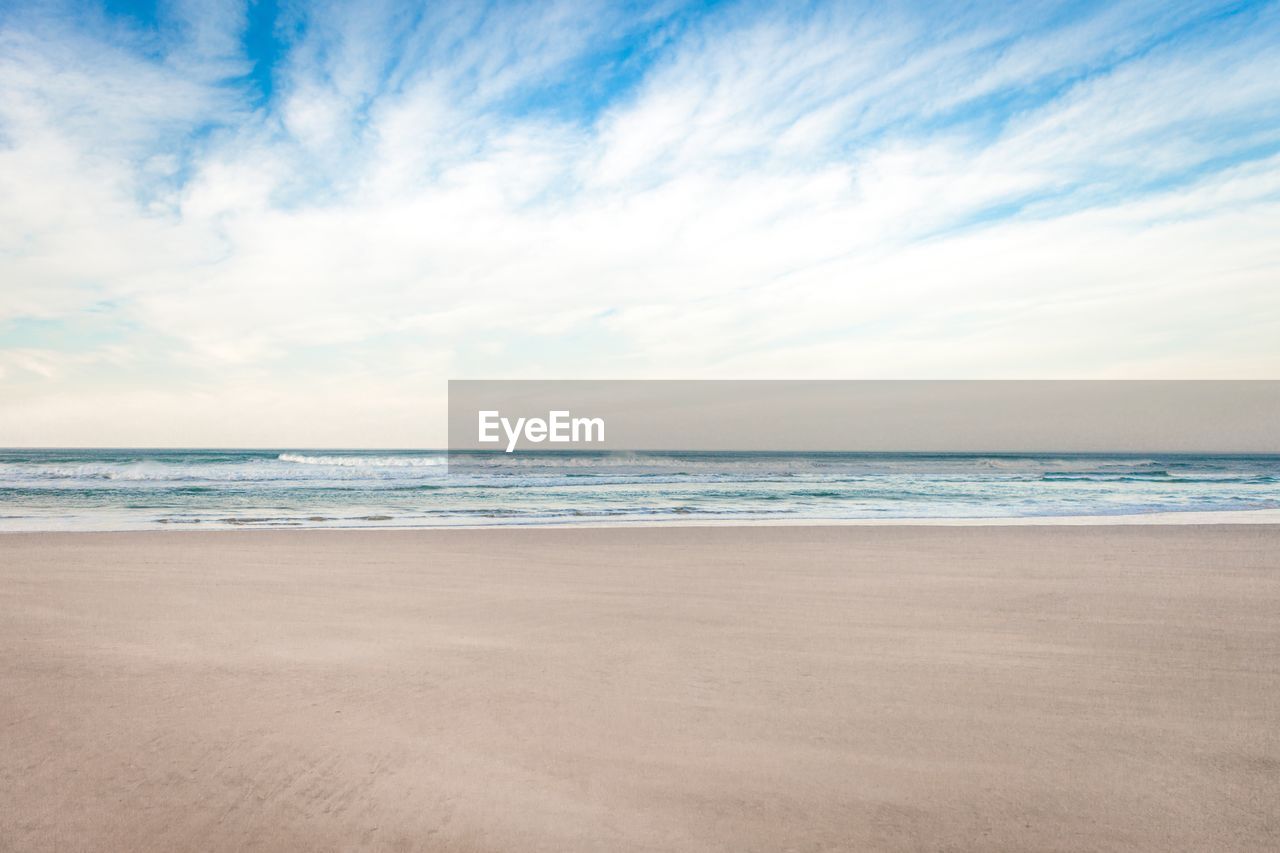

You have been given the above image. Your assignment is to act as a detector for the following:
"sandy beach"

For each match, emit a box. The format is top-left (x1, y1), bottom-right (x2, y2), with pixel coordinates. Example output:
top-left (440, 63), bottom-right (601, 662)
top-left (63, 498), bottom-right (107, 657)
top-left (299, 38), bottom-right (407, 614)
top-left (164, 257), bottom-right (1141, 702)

top-left (1, 525), bottom-right (1277, 851)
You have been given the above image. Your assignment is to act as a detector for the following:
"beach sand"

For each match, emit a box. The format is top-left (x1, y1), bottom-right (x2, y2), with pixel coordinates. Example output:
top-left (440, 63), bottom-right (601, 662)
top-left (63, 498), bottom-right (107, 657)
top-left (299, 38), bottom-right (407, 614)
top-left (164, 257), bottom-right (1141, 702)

top-left (1, 525), bottom-right (1277, 851)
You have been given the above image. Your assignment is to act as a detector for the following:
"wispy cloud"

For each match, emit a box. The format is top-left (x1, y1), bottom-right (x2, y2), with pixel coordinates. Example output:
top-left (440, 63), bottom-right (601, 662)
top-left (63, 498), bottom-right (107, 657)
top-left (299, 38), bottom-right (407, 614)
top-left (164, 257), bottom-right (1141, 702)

top-left (1, 0), bottom-right (1277, 445)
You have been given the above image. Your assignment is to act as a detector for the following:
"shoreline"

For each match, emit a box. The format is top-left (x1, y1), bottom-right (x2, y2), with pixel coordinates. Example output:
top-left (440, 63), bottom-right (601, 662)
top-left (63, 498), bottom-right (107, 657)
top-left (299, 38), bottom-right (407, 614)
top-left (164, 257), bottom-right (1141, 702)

top-left (4, 506), bottom-right (1280, 534)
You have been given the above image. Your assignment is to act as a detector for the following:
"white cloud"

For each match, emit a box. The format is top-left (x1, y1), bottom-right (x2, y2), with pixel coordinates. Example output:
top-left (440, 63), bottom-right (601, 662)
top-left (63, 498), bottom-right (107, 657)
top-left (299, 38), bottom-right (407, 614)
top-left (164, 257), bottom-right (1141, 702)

top-left (0, 1), bottom-right (1277, 446)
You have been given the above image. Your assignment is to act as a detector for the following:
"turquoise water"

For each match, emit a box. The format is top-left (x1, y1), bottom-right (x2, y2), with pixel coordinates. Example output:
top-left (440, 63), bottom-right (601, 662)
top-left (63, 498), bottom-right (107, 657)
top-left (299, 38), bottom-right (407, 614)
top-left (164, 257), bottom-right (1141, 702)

top-left (0, 449), bottom-right (1277, 530)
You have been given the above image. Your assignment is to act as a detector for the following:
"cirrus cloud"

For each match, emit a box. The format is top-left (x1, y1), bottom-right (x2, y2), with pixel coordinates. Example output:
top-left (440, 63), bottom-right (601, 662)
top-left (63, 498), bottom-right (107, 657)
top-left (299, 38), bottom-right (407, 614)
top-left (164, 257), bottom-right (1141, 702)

top-left (1, 0), bottom-right (1278, 446)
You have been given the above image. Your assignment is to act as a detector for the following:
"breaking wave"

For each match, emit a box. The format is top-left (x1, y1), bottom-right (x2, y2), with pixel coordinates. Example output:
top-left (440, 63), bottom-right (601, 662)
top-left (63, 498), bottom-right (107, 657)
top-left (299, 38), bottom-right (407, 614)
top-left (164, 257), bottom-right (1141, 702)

top-left (277, 453), bottom-right (446, 467)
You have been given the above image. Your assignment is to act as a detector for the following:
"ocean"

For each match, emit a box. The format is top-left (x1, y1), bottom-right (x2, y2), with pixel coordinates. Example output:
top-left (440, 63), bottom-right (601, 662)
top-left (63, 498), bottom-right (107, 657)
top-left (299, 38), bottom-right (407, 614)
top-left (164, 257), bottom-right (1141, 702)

top-left (0, 449), bottom-right (1277, 531)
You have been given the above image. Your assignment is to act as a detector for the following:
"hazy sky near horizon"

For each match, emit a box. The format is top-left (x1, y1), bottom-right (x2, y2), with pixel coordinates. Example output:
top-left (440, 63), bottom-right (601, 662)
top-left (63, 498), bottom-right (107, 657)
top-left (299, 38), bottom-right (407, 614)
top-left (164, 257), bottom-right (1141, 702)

top-left (1, 0), bottom-right (1279, 446)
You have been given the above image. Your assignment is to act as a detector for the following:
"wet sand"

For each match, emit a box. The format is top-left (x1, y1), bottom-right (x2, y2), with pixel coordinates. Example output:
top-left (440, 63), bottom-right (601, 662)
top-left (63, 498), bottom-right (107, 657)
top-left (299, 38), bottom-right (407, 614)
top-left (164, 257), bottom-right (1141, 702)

top-left (1, 525), bottom-right (1277, 851)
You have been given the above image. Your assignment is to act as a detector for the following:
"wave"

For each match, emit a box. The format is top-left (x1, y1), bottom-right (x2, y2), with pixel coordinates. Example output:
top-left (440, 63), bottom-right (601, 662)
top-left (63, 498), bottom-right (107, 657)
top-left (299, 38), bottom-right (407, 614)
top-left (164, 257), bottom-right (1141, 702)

top-left (277, 453), bottom-right (446, 467)
top-left (1044, 470), bottom-right (1171, 479)
top-left (1042, 473), bottom-right (1273, 483)
top-left (0, 463), bottom-right (261, 482)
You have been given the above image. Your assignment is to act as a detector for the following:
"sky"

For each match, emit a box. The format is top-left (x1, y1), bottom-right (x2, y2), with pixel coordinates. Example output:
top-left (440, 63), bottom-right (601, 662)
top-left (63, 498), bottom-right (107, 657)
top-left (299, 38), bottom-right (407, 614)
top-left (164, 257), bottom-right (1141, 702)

top-left (0, 0), bottom-right (1278, 447)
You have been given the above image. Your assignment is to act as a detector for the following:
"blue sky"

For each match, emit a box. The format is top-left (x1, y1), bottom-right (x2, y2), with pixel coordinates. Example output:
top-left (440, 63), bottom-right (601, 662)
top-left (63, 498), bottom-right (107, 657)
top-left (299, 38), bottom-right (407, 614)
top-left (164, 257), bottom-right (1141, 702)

top-left (1, 0), bottom-right (1278, 445)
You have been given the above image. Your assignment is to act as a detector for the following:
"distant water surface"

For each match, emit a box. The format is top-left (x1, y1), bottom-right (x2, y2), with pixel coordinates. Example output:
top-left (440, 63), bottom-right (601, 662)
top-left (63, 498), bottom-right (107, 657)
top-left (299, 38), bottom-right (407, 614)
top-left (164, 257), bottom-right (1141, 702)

top-left (0, 449), bottom-right (1277, 531)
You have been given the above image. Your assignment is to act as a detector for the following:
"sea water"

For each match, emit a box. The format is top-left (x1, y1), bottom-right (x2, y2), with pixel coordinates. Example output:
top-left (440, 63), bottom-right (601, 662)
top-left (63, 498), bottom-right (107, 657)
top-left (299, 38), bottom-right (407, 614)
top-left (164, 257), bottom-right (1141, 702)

top-left (0, 449), bottom-right (1277, 531)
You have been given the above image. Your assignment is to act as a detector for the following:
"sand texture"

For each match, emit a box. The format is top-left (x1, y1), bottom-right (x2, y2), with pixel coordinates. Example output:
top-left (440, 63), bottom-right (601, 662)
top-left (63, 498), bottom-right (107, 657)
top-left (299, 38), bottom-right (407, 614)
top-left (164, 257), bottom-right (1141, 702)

top-left (1, 525), bottom-right (1277, 851)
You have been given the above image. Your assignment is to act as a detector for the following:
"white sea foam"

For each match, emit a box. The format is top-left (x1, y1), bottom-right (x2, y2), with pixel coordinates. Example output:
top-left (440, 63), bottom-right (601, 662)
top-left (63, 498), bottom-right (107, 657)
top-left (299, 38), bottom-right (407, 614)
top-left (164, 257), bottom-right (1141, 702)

top-left (277, 453), bottom-right (447, 467)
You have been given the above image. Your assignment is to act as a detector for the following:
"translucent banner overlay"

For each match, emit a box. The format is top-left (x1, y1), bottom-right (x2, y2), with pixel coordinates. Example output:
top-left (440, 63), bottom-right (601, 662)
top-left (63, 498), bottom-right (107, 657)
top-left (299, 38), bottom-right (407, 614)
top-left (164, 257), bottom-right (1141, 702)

top-left (448, 380), bottom-right (1280, 454)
